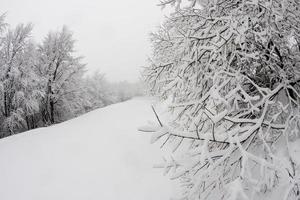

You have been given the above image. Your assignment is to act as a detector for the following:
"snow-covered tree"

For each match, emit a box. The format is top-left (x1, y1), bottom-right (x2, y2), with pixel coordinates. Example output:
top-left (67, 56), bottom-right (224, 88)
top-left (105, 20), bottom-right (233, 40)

top-left (37, 26), bottom-right (86, 124)
top-left (143, 0), bottom-right (300, 199)
top-left (81, 73), bottom-right (146, 113)
top-left (109, 81), bottom-right (145, 102)
top-left (82, 72), bottom-right (113, 111)
top-left (0, 15), bottom-right (139, 137)
top-left (0, 22), bottom-right (43, 136)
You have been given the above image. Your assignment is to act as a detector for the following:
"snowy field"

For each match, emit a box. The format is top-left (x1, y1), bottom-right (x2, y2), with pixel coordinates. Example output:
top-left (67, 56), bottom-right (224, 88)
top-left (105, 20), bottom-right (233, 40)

top-left (0, 97), bottom-right (176, 200)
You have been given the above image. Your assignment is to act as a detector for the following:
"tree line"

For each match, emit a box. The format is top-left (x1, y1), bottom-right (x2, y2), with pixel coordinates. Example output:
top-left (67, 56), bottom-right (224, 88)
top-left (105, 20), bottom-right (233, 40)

top-left (0, 14), bottom-right (143, 138)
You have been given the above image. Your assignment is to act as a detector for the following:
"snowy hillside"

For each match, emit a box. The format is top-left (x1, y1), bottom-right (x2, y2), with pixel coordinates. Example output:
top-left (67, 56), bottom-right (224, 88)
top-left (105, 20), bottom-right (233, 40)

top-left (0, 98), bottom-right (176, 200)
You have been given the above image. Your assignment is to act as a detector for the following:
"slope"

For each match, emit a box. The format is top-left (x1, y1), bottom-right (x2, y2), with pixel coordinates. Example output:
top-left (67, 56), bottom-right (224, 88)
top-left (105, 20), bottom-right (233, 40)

top-left (0, 97), bottom-right (175, 200)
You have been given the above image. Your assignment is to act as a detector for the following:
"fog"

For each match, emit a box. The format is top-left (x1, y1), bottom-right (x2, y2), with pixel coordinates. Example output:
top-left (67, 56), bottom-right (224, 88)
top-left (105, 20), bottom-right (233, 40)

top-left (1, 0), bottom-right (166, 82)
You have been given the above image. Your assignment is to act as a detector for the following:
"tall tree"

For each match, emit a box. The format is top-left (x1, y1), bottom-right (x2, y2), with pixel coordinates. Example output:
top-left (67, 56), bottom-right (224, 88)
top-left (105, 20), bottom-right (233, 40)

top-left (37, 26), bottom-right (85, 124)
top-left (0, 23), bottom-right (42, 135)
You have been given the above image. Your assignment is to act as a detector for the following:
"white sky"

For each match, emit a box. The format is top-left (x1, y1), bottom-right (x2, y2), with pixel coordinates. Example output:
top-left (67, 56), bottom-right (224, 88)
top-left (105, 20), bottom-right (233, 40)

top-left (1, 0), bottom-right (166, 82)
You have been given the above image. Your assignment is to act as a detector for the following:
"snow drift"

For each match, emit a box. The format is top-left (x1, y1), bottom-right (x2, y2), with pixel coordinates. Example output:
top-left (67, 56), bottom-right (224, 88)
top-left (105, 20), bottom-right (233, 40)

top-left (0, 97), bottom-right (176, 200)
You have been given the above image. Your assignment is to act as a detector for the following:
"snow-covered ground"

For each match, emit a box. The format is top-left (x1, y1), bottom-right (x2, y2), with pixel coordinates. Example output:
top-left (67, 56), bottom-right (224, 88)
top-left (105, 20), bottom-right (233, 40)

top-left (0, 97), bottom-right (176, 200)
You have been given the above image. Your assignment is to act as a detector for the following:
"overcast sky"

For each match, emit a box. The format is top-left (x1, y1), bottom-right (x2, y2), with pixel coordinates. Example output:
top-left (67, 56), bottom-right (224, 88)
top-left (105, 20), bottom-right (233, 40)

top-left (1, 0), bottom-right (166, 82)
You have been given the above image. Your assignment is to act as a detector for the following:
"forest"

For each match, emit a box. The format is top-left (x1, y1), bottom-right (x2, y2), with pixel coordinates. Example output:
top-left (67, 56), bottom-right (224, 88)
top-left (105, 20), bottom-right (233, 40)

top-left (0, 14), bottom-right (143, 138)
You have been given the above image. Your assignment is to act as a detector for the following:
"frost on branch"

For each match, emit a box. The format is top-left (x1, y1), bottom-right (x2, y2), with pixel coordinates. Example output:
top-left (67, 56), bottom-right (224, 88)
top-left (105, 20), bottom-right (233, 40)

top-left (143, 0), bottom-right (300, 199)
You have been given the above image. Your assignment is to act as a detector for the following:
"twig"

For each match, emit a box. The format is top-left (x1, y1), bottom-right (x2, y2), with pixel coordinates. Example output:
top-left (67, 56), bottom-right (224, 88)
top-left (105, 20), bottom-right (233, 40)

top-left (152, 105), bottom-right (163, 127)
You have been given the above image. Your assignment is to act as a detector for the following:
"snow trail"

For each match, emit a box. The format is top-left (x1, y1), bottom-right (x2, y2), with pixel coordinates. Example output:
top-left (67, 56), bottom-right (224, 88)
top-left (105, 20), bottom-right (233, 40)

top-left (0, 97), bottom-right (175, 200)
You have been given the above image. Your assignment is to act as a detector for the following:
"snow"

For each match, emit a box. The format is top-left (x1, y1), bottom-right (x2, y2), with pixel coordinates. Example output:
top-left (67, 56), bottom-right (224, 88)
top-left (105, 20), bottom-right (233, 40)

top-left (0, 97), bottom-right (177, 200)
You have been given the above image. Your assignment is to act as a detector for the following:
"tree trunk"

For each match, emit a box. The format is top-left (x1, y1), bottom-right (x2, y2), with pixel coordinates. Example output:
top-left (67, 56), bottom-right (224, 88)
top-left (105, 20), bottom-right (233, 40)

top-left (4, 91), bottom-right (8, 117)
top-left (50, 99), bottom-right (55, 124)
